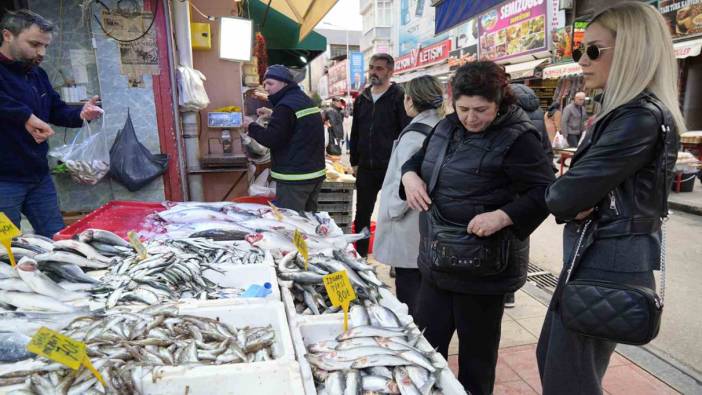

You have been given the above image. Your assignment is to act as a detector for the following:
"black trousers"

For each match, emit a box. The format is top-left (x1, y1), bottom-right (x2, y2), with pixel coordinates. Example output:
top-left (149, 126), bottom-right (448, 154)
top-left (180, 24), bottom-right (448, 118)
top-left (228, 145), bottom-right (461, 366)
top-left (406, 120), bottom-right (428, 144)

top-left (275, 179), bottom-right (323, 212)
top-left (567, 134), bottom-right (581, 148)
top-left (353, 167), bottom-right (386, 256)
top-left (394, 268), bottom-right (422, 316)
top-left (414, 277), bottom-right (505, 395)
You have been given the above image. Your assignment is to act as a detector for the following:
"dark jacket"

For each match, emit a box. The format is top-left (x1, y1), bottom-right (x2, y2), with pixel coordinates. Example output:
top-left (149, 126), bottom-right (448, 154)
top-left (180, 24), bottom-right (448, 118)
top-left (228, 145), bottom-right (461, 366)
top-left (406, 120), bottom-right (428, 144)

top-left (350, 83), bottom-right (411, 170)
top-left (402, 107), bottom-right (555, 294)
top-left (511, 84), bottom-right (553, 163)
top-left (0, 59), bottom-right (83, 183)
top-left (325, 107), bottom-right (344, 140)
top-left (248, 84), bottom-right (325, 183)
top-left (546, 93), bottom-right (679, 274)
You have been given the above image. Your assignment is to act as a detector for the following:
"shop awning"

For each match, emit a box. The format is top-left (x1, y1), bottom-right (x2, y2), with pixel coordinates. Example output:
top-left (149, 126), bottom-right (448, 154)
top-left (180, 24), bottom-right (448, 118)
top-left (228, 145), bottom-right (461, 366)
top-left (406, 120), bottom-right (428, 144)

top-left (542, 62), bottom-right (583, 80)
top-left (252, 0), bottom-right (338, 42)
top-left (435, 0), bottom-right (502, 34)
top-left (674, 39), bottom-right (702, 59)
top-left (249, 0), bottom-right (327, 67)
top-left (504, 59), bottom-right (550, 80)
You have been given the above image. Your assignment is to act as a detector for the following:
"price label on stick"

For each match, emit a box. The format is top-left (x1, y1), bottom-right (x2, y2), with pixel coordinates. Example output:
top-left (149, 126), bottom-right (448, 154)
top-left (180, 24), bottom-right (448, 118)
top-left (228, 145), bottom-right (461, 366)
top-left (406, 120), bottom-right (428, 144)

top-left (293, 229), bottom-right (309, 271)
top-left (268, 202), bottom-right (284, 221)
top-left (0, 212), bottom-right (21, 268)
top-left (323, 271), bottom-right (357, 331)
top-left (27, 327), bottom-right (106, 386)
top-left (127, 231), bottom-right (148, 261)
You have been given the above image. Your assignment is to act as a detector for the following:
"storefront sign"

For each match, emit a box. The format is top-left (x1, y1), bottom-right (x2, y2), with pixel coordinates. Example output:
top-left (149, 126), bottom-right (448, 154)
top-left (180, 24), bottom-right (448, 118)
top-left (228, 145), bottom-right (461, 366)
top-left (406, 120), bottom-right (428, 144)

top-left (659, 0), bottom-right (702, 39)
top-left (478, 0), bottom-right (549, 62)
top-left (400, 0), bottom-right (450, 56)
top-left (327, 60), bottom-right (348, 97)
top-left (552, 26), bottom-right (573, 63)
top-left (448, 45), bottom-right (478, 70)
top-left (348, 52), bottom-right (365, 91)
top-left (395, 39), bottom-right (453, 73)
top-left (542, 62), bottom-right (582, 79)
top-left (573, 21), bottom-right (588, 49)
top-left (674, 38), bottom-right (702, 58)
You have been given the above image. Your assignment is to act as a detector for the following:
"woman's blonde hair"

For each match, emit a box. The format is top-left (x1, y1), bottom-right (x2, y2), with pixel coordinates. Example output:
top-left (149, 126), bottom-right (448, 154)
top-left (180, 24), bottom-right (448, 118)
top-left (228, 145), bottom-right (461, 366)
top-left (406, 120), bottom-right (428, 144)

top-left (405, 75), bottom-right (445, 118)
top-left (591, 2), bottom-right (686, 134)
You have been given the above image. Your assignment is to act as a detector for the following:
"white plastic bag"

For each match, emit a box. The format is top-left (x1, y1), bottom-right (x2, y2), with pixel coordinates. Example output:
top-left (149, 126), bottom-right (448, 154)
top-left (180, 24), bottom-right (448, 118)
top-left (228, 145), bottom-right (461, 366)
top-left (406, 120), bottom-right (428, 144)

top-left (49, 121), bottom-right (110, 185)
top-left (177, 66), bottom-right (210, 111)
top-left (553, 131), bottom-right (567, 149)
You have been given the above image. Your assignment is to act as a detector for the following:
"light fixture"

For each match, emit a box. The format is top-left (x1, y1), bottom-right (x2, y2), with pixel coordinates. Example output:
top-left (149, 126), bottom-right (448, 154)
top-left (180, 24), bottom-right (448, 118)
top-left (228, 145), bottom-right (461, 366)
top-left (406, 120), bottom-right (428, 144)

top-left (299, 56), bottom-right (308, 64)
top-left (219, 17), bottom-right (253, 62)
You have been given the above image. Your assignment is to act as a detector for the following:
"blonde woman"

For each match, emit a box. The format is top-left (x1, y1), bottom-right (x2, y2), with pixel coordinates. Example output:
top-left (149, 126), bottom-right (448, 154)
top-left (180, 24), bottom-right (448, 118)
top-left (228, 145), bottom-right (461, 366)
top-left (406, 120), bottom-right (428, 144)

top-left (537, 3), bottom-right (683, 394)
top-left (374, 75), bottom-right (444, 315)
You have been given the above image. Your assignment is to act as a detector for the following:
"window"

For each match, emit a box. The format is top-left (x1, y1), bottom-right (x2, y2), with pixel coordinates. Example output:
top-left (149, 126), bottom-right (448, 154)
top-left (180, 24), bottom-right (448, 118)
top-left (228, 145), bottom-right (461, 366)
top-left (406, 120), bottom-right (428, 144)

top-left (375, 0), bottom-right (392, 27)
top-left (362, 8), bottom-right (375, 33)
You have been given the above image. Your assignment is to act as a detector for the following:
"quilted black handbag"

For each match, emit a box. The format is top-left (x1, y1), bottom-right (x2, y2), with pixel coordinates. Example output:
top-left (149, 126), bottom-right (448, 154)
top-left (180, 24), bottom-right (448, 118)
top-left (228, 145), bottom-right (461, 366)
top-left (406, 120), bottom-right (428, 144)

top-left (558, 121), bottom-right (672, 346)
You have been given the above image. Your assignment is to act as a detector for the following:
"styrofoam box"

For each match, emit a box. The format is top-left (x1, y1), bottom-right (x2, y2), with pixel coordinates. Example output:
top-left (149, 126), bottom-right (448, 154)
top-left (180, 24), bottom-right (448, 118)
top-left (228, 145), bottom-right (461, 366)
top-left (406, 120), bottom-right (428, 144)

top-left (292, 319), bottom-right (467, 395)
top-left (181, 264), bottom-right (282, 307)
top-left (133, 302), bottom-right (305, 395)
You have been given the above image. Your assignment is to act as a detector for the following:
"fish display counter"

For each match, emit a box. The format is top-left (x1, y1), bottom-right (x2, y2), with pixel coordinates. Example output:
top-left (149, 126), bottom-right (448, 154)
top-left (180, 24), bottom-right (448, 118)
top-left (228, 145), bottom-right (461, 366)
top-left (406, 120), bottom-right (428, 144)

top-left (0, 200), bottom-right (466, 394)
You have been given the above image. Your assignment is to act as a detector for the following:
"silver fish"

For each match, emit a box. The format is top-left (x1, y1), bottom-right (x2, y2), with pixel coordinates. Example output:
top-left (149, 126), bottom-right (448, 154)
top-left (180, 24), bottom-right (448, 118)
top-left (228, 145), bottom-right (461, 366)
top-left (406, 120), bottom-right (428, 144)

top-left (34, 251), bottom-right (108, 269)
top-left (16, 257), bottom-right (84, 301)
top-left (0, 332), bottom-right (34, 362)
top-left (344, 369), bottom-right (362, 395)
top-left (362, 375), bottom-right (400, 394)
top-left (0, 278), bottom-right (34, 292)
top-left (53, 239), bottom-right (113, 264)
top-left (78, 228), bottom-right (130, 248)
top-left (394, 366), bottom-right (422, 395)
top-left (0, 290), bottom-right (77, 312)
top-left (337, 326), bottom-right (407, 341)
top-left (325, 371), bottom-right (346, 394)
top-left (351, 355), bottom-right (412, 369)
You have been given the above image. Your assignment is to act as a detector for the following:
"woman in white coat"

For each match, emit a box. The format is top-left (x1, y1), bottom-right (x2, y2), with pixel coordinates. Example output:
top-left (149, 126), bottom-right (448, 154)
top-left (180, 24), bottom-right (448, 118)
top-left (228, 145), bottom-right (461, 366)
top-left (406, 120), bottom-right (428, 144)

top-left (373, 75), bottom-right (444, 315)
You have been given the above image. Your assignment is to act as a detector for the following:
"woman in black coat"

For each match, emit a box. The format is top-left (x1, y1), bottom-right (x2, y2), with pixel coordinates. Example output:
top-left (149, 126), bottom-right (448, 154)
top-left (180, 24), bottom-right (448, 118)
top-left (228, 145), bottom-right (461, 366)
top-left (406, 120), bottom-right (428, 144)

top-left (536, 3), bottom-right (683, 394)
top-left (401, 61), bottom-right (555, 394)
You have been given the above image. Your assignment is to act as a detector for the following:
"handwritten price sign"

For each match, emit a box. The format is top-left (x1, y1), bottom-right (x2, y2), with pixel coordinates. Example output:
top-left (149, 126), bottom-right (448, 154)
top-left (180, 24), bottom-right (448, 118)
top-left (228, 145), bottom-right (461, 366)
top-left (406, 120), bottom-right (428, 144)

top-left (0, 212), bottom-right (21, 267)
top-left (323, 271), bottom-right (357, 331)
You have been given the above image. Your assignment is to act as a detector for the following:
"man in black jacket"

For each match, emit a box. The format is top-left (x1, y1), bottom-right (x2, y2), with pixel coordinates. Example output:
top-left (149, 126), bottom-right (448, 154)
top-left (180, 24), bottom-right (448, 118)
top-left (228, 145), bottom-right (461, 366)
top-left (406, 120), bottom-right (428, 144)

top-left (350, 53), bottom-right (410, 256)
top-left (243, 65), bottom-right (326, 212)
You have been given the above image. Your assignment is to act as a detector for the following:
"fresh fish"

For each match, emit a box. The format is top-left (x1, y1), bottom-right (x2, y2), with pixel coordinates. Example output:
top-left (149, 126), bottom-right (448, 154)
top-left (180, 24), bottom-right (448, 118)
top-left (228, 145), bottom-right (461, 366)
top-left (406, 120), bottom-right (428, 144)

top-left (333, 250), bottom-right (375, 272)
top-left (308, 340), bottom-right (339, 353)
top-left (398, 350), bottom-right (436, 373)
top-left (0, 332), bottom-right (34, 362)
top-left (53, 239), bottom-right (113, 264)
top-left (367, 366), bottom-right (394, 379)
top-left (11, 241), bottom-right (47, 254)
top-left (351, 355), bottom-right (412, 369)
top-left (189, 229), bottom-right (250, 241)
top-left (0, 290), bottom-right (78, 312)
top-left (78, 228), bottom-right (130, 248)
top-left (365, 300), bottom-right (405, 328)
top-left (58, 281), bottom-right (97, 292)
top-left (394, 366), bottom-right (422, 395)
top-left (362, 375), bottom-right (400, 394)
top-left (16, 257), bottom-right (84, 301)
top-left (15, 235), bottom-right (55, 252)
top-left (278, 271), bottom-right (325, 285)
top-left (0, 247), bottom-right (38, 261)
top-left (157, 208), bottom-right (237, 224)
top-left (326, 347), bottom-right (399, 360)
top-left (0, 278), bottom-right (33, 292)
top-left (345, 369), bottom-right (362, 395)
top-left (245, 231), bottom-right (297, 254)
top-left (34, 251), bottom-right (108, 269)
top-left (0, 263), bottom-right (19, 279)
top-left (337, 326), bottom-right (407, 341)
top-left (0, 311), bottom-right (97, 333)
top-left (325, 371), bottom-right (346, 394)
top-left (38, 261), bottom-right (99, 284)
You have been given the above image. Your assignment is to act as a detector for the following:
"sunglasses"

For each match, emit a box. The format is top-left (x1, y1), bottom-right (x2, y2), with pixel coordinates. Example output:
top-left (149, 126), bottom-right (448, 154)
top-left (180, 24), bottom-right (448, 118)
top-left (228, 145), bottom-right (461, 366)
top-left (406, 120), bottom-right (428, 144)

top-left (572, 45), bottom-right (614, 62)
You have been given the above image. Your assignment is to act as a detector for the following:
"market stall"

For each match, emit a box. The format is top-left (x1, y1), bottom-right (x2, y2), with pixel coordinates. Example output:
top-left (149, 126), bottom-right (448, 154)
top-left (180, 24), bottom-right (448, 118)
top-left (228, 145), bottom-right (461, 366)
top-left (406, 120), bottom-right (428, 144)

top-left (0, 200), bottom-right (465, 394)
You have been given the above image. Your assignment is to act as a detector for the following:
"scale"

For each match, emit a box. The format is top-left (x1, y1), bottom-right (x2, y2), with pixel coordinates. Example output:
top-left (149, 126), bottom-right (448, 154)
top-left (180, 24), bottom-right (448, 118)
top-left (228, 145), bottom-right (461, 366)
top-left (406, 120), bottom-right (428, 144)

top-left (202, 111), bottom-right (248, 168)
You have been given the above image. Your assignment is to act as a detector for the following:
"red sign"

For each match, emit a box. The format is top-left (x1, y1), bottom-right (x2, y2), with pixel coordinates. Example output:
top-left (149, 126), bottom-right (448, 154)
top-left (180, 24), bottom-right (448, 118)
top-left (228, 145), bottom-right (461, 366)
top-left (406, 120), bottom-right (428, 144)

top-left (395, 40), bottom-right (452, 73)
top-left (327, 60), bottom-right (348, 97)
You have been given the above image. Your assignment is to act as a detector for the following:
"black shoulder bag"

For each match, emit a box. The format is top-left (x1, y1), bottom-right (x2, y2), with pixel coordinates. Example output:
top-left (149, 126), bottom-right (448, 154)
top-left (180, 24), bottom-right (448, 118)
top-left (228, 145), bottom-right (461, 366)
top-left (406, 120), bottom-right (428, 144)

top-left (558, 118), bottom-right (670, 345)
top-left (425, 128), bottom-right (511, 276)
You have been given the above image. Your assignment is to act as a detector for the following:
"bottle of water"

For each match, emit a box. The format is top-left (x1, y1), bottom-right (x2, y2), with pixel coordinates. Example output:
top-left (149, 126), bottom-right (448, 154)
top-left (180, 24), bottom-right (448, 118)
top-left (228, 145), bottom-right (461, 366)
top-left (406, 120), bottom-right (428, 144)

top-left (221, 129), bottom-right (232, 154)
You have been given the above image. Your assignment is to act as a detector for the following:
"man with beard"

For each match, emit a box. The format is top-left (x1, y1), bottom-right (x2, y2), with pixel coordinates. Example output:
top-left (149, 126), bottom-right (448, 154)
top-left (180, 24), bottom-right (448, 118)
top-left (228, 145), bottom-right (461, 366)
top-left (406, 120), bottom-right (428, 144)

top-left (350, 53), bottom-right (410, 257)
top-left (0, 10), bottom-right (102, 237)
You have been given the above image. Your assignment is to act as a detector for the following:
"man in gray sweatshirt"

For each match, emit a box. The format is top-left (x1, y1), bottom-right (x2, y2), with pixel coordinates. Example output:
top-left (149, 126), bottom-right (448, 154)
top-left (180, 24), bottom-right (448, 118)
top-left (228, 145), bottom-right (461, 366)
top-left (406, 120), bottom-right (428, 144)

top-left (560, 92), bottom-right (587, 147)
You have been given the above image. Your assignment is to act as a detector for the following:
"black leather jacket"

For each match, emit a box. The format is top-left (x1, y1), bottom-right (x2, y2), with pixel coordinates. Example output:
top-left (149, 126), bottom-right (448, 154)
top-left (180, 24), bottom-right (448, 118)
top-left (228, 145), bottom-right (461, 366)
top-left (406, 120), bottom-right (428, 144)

top-left (546, 93), bottom-right (679, 237)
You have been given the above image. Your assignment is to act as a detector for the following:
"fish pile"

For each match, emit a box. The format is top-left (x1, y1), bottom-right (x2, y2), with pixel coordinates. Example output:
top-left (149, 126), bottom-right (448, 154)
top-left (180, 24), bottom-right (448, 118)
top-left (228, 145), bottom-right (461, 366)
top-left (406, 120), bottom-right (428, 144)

top-left (0, 304), bottom-right (279, 394)
top-left (277, 250), bottom-right (385, 316)
top-left (93, 238), bottom-right (269, 308)
top-left (64, 159), bottom-right (110, 185)
top-left (0, 257), bottom-right (90, 313)
top-left (306, 302), bottom-right (450, 395)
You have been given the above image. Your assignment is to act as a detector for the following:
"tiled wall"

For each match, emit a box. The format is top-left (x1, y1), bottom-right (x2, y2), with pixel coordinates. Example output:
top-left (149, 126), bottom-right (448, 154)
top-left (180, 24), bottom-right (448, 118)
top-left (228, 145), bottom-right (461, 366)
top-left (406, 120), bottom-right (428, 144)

top-left (30, 0), bottom-right (166, 212)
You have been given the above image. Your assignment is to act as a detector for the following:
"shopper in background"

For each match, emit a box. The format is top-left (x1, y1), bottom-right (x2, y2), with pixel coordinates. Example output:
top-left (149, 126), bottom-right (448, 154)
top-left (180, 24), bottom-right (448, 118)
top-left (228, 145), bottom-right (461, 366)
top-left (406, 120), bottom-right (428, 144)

top-left (401, 61), bottom-right (554, 394)
top-left (243, 65), bottom-right (326, 212)
top-left (544, 101), bottom-right (562, 143)
top-left (561, 91), bottom-right (587, 147)
top-left (537, 3), bottom-right (682, 393)
top-left (374, 75), bottom-right (444, 315)
top-left (325, 98), bottom-right (345, 152)
top-left (0, 10), bottom-right (103, 238)
top-left (350, 53), bottom-right (411, 256)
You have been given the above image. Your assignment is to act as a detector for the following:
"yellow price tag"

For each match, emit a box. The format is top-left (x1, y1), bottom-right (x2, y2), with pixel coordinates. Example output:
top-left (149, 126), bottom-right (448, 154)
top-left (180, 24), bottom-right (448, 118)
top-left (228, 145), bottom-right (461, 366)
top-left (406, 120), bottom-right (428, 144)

top-left (27, 327), bottom-right (106, 386)
top-left (332, 162), bottom-right (346, 174)
top-left (268, 202), bottom-right (283, 221)
top-left (0, 212), bottom-right (21, 268)
top-left (127, 231), bottom-right (148, 261)
top-left (293, 229), bottom-right (309, 271)
top-left (323, 271), bottom-right (357, 331)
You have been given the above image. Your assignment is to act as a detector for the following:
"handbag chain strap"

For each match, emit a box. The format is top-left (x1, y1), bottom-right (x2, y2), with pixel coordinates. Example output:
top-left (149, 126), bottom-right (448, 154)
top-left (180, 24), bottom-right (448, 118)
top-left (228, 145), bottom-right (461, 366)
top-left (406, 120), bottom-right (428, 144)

top-left (564, 220), bottom-right (591, 284)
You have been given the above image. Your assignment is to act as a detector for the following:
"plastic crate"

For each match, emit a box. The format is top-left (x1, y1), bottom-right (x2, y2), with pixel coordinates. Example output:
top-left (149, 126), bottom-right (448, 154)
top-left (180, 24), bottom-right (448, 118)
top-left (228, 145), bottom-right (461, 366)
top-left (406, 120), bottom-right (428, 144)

top-left (320, 181), bottom-right (355, 191)
top-left (54, 200), bottom-right (165, 241)
top-left (317, 202), bottom-right (352, 213)
top-left (317, 191), bottom-right (353, 203)
top-left (180, 265), bottom-right (281, 307)
top-left (328, 212), bottom-right (352, 226)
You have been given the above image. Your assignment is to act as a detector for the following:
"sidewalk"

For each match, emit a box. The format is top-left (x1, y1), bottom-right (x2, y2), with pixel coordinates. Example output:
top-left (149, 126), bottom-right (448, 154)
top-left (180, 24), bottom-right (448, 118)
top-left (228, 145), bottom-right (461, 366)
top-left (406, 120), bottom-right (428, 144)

top-left (668, 180), bottom-right (702, 216)
top-left (371, 260), bottom-right (680, 395)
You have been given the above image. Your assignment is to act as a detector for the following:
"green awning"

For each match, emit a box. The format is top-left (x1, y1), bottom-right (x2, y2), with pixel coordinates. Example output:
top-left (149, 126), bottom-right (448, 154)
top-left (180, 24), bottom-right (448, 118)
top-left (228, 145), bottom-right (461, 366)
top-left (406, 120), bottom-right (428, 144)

top-left (248, 0), bottom-right (327, 68)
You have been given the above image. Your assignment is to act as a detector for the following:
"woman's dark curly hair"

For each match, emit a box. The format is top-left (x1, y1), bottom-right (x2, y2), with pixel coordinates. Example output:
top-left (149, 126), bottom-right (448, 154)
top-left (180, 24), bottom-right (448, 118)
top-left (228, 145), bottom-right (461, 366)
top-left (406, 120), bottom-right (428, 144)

top-left (450, 61), bottom-right (515, 113)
